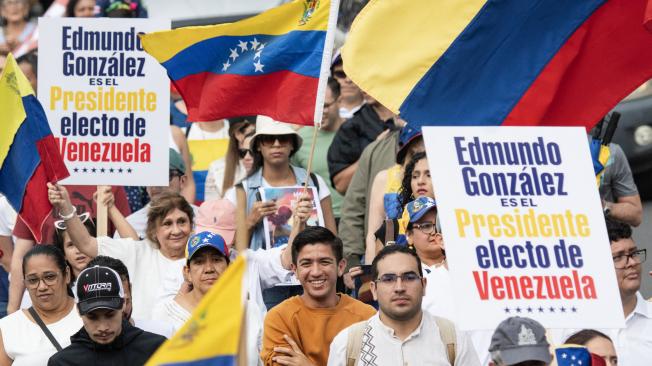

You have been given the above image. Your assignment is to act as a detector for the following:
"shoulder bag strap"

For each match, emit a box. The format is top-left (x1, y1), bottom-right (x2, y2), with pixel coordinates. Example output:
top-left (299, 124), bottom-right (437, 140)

top-left (28, 307), bottom-right (63, 352)
top-left (345, 320), bottom-right (368, 366)
top-left (434, 316), bottom-right (456, 365)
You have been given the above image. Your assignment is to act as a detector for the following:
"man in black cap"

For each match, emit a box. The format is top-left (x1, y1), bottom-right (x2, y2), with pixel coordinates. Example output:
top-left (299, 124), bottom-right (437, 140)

top-left (488, 316), bottom-right (553, 366)
top-left (48, 265), bottom-right (166, 365)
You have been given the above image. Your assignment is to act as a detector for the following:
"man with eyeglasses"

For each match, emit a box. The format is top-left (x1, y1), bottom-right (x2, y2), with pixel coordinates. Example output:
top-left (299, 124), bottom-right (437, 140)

top-left (328, 245), bottom-right (480, 365)
top-left (116, 148), bottom-right (198, 239)
top-left (600, 218), bottom-right (651, 366)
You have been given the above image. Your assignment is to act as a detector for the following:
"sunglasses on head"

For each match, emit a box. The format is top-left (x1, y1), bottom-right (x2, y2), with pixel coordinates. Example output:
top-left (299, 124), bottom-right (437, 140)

top-left (259, 134), bottom-right (293, 146)
top-left (238, 148), bottom-right (253, 158)
top-left (54, 212), bottom-right (91, 231)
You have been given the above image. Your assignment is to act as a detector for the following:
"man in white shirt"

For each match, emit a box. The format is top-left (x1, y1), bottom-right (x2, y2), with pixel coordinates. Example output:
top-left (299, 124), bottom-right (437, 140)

top-left (601, 218), bottom-right (652, 366)
top-left (328, 245), bottom-right (480, 365)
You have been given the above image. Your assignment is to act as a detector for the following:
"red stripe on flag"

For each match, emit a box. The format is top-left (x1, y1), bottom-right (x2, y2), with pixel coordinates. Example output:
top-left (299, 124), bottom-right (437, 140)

top-left (174, 71), bottom-right (318, 125)
top-left (19, 163), bottom-right (52, 243)
top-left (504, 0), bottom-right (652, 128)
top-left (19, 135), bottom-right (70, 243)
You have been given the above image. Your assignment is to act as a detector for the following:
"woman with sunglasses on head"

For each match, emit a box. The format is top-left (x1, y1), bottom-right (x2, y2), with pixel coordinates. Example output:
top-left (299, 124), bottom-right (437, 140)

top-left (52, 213), bottom-right (93, 288)
top-left (52, 187), bottom-right (138, 289)
top-left (47, 184), bottom-right (193, 321)
top-left (204, 117), bottom-right (256, 201)
top-left (227, 115), bottom-right (337, 251)
top-left (0, 245), bottom-right (82, 365)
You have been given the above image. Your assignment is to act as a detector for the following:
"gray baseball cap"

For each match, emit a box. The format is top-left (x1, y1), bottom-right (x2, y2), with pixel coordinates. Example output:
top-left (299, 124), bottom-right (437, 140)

top-left (488, 316), bottom-right (552, 365)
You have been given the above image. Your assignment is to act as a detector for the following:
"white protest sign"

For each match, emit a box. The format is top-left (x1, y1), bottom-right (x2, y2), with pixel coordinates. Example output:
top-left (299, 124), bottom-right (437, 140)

top-left (423, 126), bottom-right (625, 330)
top-left (38, 18), bottom-right (170, 186)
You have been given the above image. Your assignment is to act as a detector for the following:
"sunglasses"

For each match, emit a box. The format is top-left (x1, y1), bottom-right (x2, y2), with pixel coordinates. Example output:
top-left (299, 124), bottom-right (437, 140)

top-left (238, 148), bottom-right (253, 158)
top-left (332, 70), bottom-right (347, 79)
top-left (259, 135), bottom-right (294, 146)
top-left (54, 212), bottom-right (91, 230)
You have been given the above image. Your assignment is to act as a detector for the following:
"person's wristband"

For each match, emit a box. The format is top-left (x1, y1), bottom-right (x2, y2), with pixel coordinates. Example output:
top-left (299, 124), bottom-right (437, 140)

top-left (58, 206), bottom-right (77, 220)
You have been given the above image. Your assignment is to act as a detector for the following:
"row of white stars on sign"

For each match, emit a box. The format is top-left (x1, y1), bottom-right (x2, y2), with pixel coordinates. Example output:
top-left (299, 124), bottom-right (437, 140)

top-left (222, 38), bottom-right (266, 73)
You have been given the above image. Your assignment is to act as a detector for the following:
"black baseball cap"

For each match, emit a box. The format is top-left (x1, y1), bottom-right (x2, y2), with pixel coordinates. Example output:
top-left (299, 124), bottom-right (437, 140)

top-left (76, 265), bottom-right (124, 315)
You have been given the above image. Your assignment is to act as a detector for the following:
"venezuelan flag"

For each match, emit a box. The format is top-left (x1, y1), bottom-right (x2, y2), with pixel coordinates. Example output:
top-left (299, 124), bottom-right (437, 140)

top-left (141, 0), bottom-right (339, 126)
top-left (556, 345), bottom-right (606, 366)
top-left (0, 54), bottom-right (69, 243)
top-left (343, 0), bottom-right (652, 129)
top-left (146, 255), bottom-right (246, 365)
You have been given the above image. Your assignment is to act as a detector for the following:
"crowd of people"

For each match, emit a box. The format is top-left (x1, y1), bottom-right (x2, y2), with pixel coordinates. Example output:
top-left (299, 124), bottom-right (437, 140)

top-left (0, 0), bottom-right (650, 365)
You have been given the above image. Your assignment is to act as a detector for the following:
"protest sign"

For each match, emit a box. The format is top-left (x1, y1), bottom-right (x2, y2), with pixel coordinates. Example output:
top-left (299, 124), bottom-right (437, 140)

top-left (423, 126), bottom-right (625, 330)
top-left (38, 18), bottom-right (170, 186)
top-left (260, 186), bottom-right (324, 249)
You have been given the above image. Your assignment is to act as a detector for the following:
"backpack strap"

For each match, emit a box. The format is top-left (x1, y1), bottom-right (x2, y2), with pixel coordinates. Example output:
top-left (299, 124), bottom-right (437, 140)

top-left (345, 320), bottom-right (368, 366)
top-left (309, 172), bottom-right (320, 194)
top-left (434, 316), bottom-right (456, 365)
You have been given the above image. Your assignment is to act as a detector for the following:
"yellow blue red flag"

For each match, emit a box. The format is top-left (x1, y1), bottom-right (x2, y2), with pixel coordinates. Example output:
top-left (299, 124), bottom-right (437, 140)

top-left (0, 53), bottom-right (69, 243)
top-left (141, 0), bottom-right (339, 126)
top-left (343, 0), bottom-right (652, 130)
top-left (146, 255), bottom-right (247, 365)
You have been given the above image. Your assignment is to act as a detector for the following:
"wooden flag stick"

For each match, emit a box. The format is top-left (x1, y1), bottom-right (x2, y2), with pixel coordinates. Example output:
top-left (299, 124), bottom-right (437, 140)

top-left (302, 126), bottom-right (319, 191)
top-left (96, 185), bottom-right (108, 237)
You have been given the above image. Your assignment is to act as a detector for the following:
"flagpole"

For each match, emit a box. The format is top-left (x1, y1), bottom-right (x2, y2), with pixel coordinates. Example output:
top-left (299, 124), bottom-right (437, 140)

top-left (302, 127), bottom-right (319, 191)
top-left (304, 0), bottom-right (339, 190)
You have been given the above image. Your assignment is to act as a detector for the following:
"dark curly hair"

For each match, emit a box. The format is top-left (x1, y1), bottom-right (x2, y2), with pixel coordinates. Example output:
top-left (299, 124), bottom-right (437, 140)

top-left (605, 217), bottom-right (632, 243)
top-left (397, 151), bottom-right (427, 207)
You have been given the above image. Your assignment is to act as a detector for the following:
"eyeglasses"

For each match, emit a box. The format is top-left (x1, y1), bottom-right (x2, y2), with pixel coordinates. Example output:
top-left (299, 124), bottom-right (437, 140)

top-left (24, 272), bottom-right (61, 289)
top-left (613, 248), bottom-right (646, 269)
top-left (238, 148), bottom-right (253, 158)
top-left (375, 271), bottom-right (422, 285)
top-left (54, 211), bottom-right (91, 230)
top-left (259, 135), bottom-right (293, 146)
top-left (412, 222), bottom-right (438, 235)
top-left (332, 70), bottom-right (347, 79)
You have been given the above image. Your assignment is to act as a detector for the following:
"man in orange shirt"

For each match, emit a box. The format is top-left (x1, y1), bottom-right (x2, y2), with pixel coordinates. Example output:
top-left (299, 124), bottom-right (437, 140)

top-left (261, 227), bottom-right (375, 366)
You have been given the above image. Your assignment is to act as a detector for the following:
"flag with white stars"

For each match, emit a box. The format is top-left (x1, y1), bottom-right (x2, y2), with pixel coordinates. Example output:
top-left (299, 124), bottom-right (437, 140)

top-left (141, 0), bottom-right (340, 126)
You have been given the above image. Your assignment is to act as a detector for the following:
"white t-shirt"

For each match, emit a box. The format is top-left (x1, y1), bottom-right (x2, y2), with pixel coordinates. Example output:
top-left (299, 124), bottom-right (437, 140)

top-left (0, 305), bottom-right (82, 366)
top-left (204, 159), bottom-right (247, 201)
top-left (422, 263), bottom-right (457, 322)
top-left (115, 203), bottom-right (199, 239)
top-left (97, 237), bottom-right (186, 320)
top-left (186, 123), bottom-right (230, 140)
top-left (224, 173), bottom-right (331, 206)
top-left (420, 264), bottom-right (494, 366)
top-left (0, 195), bottom-right (16, 236)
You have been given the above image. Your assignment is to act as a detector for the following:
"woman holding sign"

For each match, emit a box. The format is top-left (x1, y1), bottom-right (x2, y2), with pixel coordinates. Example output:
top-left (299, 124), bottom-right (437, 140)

top-left (47, 184), bottom-right (192, 321)
top-left (227, 116), bottom-right (336, 250)
top-left (226, 116), bottom-right (336, 309)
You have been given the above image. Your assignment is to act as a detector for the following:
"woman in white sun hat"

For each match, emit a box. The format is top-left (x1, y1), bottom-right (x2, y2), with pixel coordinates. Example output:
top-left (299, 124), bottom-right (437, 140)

top-left (224, 115), bottom-right (337, 308)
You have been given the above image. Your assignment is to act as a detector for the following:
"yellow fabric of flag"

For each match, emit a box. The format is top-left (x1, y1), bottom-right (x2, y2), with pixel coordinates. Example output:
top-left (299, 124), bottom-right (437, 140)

top-left (146, 255), bottom-right (246, 365)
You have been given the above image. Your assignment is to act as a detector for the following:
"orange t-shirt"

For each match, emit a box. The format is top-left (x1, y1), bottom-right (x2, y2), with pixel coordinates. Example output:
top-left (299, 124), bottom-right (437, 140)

top-left (261, 294), bottom-right (375, 366)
